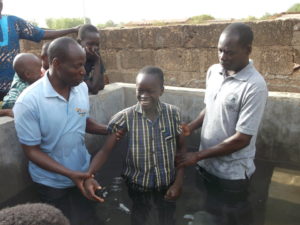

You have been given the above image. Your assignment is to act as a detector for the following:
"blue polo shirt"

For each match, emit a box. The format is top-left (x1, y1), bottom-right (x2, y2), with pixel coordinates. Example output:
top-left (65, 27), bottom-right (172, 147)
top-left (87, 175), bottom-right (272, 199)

top-left (13, 73), bottom-right (90, 188)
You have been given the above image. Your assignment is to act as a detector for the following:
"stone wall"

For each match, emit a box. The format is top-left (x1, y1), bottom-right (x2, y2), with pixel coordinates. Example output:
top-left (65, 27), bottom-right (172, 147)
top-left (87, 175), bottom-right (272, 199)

top-left (21, 19), bottom-right (300, 93)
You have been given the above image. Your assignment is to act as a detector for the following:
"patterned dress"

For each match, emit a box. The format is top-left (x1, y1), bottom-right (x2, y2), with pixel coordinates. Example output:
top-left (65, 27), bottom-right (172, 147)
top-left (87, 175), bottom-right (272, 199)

top-left (0, 15), bottom-right (44, 95)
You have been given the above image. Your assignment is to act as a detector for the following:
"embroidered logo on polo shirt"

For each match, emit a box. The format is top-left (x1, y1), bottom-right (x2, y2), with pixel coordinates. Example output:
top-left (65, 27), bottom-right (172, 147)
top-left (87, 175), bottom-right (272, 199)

top-left (75, 108), bottom-right (87, 116)
top-left (224, 93), bottom-right (239, 112)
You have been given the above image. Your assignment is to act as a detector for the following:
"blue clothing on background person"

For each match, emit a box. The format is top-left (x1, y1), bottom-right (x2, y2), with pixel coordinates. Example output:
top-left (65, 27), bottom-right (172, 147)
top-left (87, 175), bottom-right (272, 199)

top-left (13, 73), bottom-right (90, 188)
top-left (0, 15), bottom-right (44, 96)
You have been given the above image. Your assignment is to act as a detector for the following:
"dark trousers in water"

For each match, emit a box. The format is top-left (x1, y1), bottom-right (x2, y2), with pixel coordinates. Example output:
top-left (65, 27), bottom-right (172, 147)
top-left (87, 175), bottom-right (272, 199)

top-left (35, 183), bottom-right (102, 225)
top-left (196, 166), bottom-right (253, 225)
top-left (127, 184), bottom-right (176, 225)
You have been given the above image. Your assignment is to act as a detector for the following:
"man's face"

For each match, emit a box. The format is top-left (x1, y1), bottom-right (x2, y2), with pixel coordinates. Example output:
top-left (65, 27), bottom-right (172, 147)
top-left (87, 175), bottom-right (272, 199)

top-left (81, 32), bottom-right (100, 60)
top-left (136, 73), bottom-right (164, 111)
top-left (218, 33), bottom-right (250, 73)
top-left (56, 44), bottom-right (86, 87)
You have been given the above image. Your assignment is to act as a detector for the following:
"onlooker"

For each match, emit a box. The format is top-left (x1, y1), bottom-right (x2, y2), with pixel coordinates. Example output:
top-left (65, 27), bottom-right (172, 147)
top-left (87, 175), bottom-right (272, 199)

top-left (0, 0), bottom-right (80, 100)
top-left (176, 23), bottom-right (268, 225)
top-left (84, 66), bottom-right (187, 225)
top-left (40, 41), bottom-right (51, 76)
top-left (0, 203), bottom-right (70, 225)
top-left (77, 24), bottom-right (105, 94)
top-left (13, 37), bottom-right (108, 225)
top-left (0, 53), bottom-right (41, 117)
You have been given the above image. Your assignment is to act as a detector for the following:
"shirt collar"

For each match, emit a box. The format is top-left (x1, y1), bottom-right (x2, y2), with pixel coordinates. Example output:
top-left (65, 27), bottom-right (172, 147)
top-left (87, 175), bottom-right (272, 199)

top-left (43, 71), bottom-right (78, 99)
top-left (134, 100), bottom-right (163, 114)
top-left (218, 60), bottom-right (254, 82)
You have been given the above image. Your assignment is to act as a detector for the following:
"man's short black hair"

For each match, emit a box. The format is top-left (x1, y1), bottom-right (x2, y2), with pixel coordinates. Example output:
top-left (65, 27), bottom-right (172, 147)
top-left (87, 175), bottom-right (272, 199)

top-left (48, 37), bottom-right (80, 63)
top-left (138, 66), bottom-right (164, 87)
top-left (78, 24), bottom-right (99, 40)
top-left (223, 22), bottom-right (254, 47)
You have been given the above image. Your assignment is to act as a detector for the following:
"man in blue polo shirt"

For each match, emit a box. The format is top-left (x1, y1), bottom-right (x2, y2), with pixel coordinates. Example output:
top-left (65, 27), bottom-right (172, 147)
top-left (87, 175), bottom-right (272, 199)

top-left (13, 37), bottom-right (107, 225)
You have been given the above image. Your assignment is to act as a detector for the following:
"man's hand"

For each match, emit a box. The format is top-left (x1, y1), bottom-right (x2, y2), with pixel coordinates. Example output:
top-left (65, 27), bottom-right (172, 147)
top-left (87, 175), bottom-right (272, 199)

top-left (69, 171), bottom-right (92, 196)
top-left (181, 123), bottom-right (191, 136)
top-left (164, 183), bottom-right (182, 201)
top-left (115, 129), bottom-right (126, 141)
top-left (83, 178), bottom-right (104, 202)
top-left (85, 46), bottom-right (100, 62)
top-left (175, 152), bottom-right (199, 168)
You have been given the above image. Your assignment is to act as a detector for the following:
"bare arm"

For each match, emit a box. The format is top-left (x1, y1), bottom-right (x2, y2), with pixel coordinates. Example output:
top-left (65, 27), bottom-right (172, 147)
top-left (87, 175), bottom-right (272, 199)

top-left (85, 60), bottom-right (104, 94)
top-left (188, 108), bottom-right (206, 133)
top-left (165, 133), bottom-right (187, 200)
top-left (88, 133), bottom-right (118, 174)
top-left (86, 117), bottom-right (108, 135)
top-left (42, 27), bottom-right (79, 40)
top-left (22, 144), bottom-right (90, 192)
top-left (83, 133), bottom-right (118, 202)
top-left (0, 109), bottom-right (13, 117)
top-left (176, 131), bottom-right (252, 167)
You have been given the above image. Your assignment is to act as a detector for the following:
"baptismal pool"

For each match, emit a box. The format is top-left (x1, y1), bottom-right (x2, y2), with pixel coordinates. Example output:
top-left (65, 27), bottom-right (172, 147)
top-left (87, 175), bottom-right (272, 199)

top-left (92, 142), bottom-right (300, 225)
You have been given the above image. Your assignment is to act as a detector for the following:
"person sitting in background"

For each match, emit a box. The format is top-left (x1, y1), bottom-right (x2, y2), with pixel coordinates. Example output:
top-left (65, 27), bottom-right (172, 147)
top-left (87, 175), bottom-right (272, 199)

top-left (0, 0), bottom-right (80, 101)
top-left (77, 24), bottom-right (105, 94)
top-left (0, 53), bottom-right (41, 117)
top-left (40, 41), bottom-right (51, 76)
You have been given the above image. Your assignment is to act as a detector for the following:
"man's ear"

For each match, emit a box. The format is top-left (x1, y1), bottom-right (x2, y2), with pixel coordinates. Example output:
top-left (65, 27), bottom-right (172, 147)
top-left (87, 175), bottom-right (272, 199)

top-left (247, 45), bottom-right (252, 55)
top-left (52, 57), bottom-right (60, 68)
top-left (160, 86), bottom-right (164, 96)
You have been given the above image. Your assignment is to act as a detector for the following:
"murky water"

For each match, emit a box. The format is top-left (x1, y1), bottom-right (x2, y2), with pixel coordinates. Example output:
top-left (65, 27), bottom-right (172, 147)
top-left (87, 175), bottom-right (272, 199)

top-left (93, 145), bottom-right (300, 225)
top-left (1, 139), bottom-right (300, 225)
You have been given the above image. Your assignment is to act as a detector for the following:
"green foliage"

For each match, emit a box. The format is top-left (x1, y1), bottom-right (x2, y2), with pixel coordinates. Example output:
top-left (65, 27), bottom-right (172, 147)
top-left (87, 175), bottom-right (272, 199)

top-left (187, 14), bottom-right (215, 24)
top-left (242, 16), bottom-right (258, 21)
top-left (97, 20), bottom-right (118, 28)
top-left (45, 18), bottom-right (88, 29)
top-left (287, 3), bottom-right (300, 12)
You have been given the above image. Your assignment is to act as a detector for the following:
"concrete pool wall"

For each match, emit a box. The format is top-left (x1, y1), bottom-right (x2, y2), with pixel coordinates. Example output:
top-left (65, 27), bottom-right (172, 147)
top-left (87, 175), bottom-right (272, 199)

top-left (0, 83), bottom-right (300, 206)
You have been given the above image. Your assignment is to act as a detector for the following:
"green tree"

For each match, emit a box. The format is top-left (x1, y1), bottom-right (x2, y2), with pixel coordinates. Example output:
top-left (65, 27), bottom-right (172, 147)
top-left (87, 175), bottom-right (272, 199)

top-left (287, 3), bottom-right (300, 12)
top-left (187, 14), bottom-right (215, 24)
top-left (97, 20), bottom-right (118, 28)
top-left (45, 18), bottom-right (90, 29)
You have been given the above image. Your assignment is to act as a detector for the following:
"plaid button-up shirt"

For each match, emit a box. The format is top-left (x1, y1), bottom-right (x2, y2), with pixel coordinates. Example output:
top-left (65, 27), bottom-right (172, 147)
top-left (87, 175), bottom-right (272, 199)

top-left (108, 101), bottom-right (182, 190)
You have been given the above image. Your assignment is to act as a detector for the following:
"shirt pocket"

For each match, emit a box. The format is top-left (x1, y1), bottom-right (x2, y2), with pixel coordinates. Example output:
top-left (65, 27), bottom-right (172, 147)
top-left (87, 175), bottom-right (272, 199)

top-left (223, 92), bottom-right (240, 112)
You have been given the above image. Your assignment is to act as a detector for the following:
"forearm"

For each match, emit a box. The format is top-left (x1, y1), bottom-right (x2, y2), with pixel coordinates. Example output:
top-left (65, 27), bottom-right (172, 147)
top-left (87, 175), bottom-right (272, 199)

top-left (85, 62), bottom-right (104, 94)
top-left (23, 145), bottom-right (74, 178)
top-left (88, 134), bottom-right (117, 174)
top-left (196, 132), bottom-right (252, 161)
top-left (174, 134), bottom-right (186, 186)
top-left (43, 28), bottom-right (77, 39)
top-left (0, 109), bottom-right (13, 117)
top-left (188, 108), bottom-right (206, 132)
top-left (86, 117), bottom-right (108, 135)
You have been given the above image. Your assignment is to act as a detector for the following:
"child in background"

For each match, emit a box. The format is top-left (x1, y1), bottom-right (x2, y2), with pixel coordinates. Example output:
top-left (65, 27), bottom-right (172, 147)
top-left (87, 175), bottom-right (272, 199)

top-left (84, 66), bottom-right (187, 225)
top-left (0, 53), bottom-right (41, 116)
top-left (77, 24), bottom-right (105, 94)
top-left (40, 41), bottom-right (51, 76)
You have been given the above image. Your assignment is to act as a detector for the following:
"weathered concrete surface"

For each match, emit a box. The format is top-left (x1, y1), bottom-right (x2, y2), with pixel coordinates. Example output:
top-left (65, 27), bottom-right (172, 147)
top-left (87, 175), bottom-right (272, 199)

top-left (0, 83), bottom-right (299, 206)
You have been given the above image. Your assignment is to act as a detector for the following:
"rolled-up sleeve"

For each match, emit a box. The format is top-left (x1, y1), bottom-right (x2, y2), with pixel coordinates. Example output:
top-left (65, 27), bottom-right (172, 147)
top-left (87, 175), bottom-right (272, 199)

top-left (107, 111), bottom-right (127, 134)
